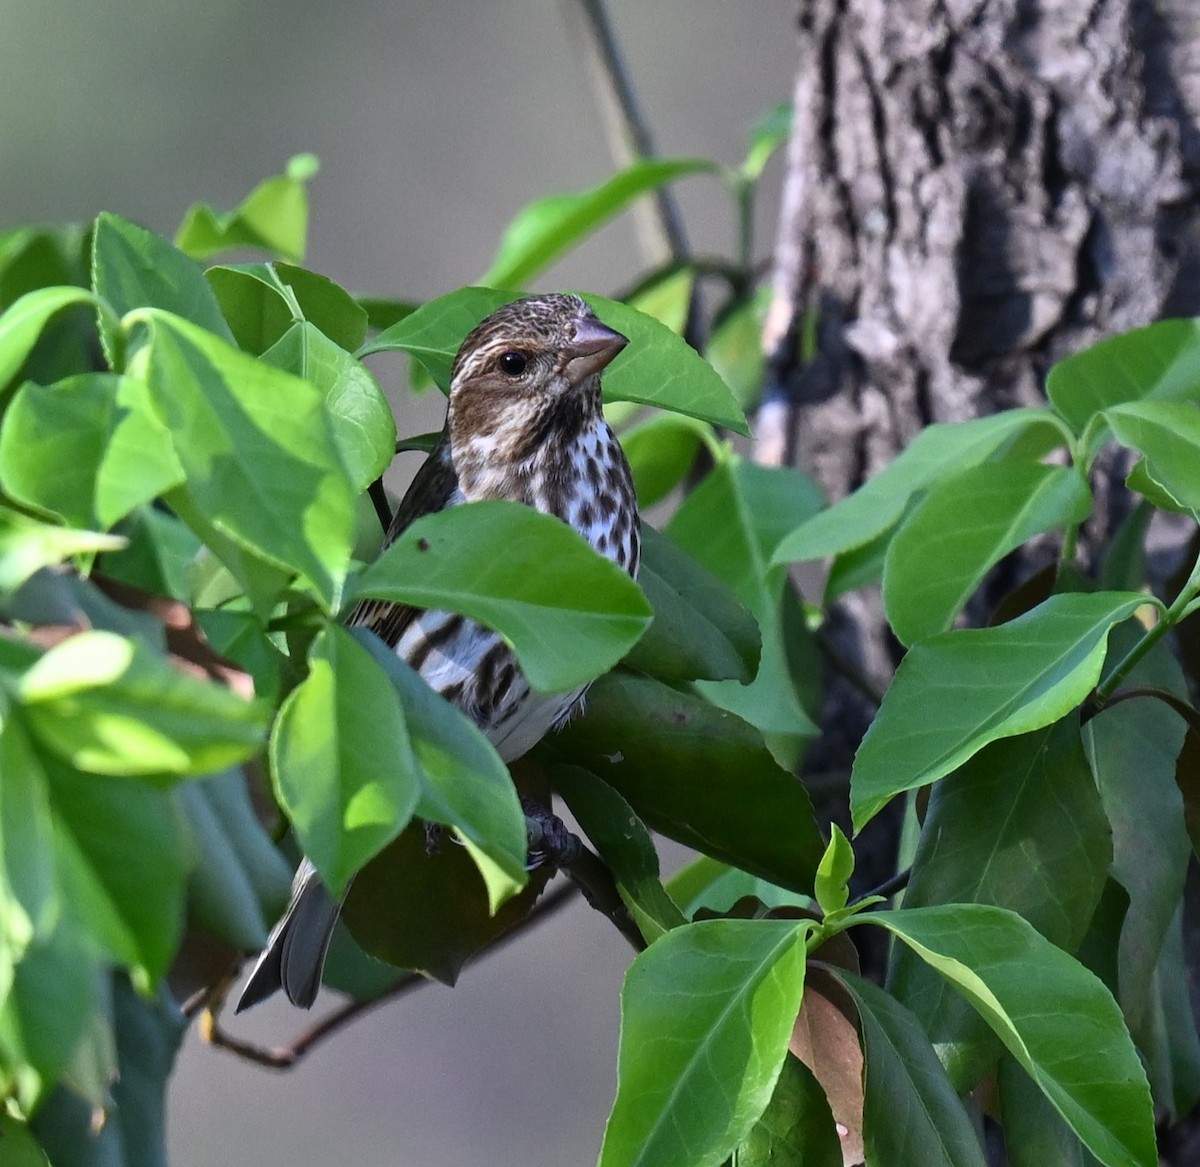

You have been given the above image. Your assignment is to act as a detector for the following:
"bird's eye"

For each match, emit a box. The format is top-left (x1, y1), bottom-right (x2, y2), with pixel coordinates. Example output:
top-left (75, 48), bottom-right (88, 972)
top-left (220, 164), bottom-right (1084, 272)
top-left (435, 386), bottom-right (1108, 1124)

top-left (498, 351), bottom-right (528, 376)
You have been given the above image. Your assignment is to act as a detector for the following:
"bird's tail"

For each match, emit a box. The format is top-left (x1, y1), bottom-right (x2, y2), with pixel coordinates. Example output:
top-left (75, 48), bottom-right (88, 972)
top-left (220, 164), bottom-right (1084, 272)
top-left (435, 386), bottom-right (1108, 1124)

top-left (236, 859), bottom-right (342, 1012)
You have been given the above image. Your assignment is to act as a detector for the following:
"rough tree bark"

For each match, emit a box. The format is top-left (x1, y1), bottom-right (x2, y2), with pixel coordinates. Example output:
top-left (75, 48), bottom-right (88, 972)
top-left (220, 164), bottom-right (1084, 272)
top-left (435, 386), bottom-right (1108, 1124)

top-left (766, 0), bottom-right (1200, 789)
top-left (764, 3), bottom-right (1200, 1156)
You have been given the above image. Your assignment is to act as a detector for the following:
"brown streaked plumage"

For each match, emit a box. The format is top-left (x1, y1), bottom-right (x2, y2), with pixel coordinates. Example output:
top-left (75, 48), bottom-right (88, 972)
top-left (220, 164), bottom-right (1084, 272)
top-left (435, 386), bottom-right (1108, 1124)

top-left (238, 293), bottom-right (640, 1012)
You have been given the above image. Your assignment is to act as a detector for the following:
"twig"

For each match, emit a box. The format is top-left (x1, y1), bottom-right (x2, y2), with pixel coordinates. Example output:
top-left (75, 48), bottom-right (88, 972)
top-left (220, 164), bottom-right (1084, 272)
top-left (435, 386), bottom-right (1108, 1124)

top-left (860, 866), bottom-right (911, 903)
top-left (368, 478), bottom-right (392, 531)
top-left (561, 0), bottom-right (690, 270)
top-left (815, 626), bottom-right (886, 707)
top-left (199, 880), bottom-right (580, 1070)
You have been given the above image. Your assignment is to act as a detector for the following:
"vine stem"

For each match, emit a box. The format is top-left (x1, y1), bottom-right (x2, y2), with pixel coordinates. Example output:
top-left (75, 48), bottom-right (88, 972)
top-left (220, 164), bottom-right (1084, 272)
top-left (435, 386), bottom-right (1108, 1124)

top-left (1096, 551), bottom-right (1200, 702)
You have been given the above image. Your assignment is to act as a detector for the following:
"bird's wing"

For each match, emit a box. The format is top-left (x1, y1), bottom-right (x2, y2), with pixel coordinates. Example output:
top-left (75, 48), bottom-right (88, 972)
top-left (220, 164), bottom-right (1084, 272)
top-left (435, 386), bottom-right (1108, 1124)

top-left (348, 432), bottom-right (460, 647)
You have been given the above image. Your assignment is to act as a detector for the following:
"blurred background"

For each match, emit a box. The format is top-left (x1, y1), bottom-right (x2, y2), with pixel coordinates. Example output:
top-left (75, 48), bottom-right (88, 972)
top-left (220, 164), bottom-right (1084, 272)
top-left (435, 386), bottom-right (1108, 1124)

top-left (2, 2), bottom-right (799, 1163)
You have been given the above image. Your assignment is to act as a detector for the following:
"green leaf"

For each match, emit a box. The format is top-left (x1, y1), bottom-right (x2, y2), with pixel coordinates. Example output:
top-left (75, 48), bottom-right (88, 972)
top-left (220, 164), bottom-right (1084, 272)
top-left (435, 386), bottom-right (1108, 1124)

top-left (207, 262), bottom-right (367, 354)
top-left (481, 158), bottom-right (717, 289)
top-left (580, 295), bottom-right (749, 435)
top-left (176, 771), bottom-right (292, 950)
top-left (0, 509), bottom-right (123, 596)
top-left (0, 374), bottom-right (183, 530)
top-left (0, 719), bottom-right (58, 959)
top-left (358, 286), bottom-right (511, 385)
top-left (865, 905), bottom-right (1156, 1167)
top-left (0, 286), bottom-right (101, 393)
top-left (137, 310), bottom-right (357, 610)
top-left (814, 826), bottom-right (853, 916)
top-left (91, 212), bottom-right (233, 364)
top-left (624, 524), bottom-right (759, 684)
top-left (851, 591), bottom-right (1152, 829)
top-left (549, 671), bottom-right (825, 894)
top-left (361, 286), bottom-right (749, 434)
top-left (354, 630), bottom-right (527, 904)
top-left (100, 506), bottom-right (200, 602)
top-left (599, 918), bottom-right (810, 1167)
top-left (197, 609), bottom-right (284, 702)
top-left (261, 321), bottom-right (395, 492)
top-left (357, 296), bottom-right (418, 333)
top-left (888, 720), bottom-right (1112, 1088)
top-left (772, 409), bottom-right (1069, 565)
top-left (625, 266), bottom-right (693, 335)
top-left (270, 624), bottom-right (421, 897)
top-left (1083, 640), bottom-right (1191, 1044)
top-left (1105, 401), bottom-right (1200, 513)
top-left (998, 1055), bottom-right (1100, 1167)
top-left (18, 630), bottom-right (268, 780)
top-left (667, 857), bottom-right (815, 920)
top-left (48, 759), bottom-right (186, 983)
top-left (349, 500), bottom-right (651, 693)
top-left (0, 923), bottom-right (98, 1113)
top-left (619, 413), bottom-right (707, 508)
top-left (705, 291), bottom-right (770, 409)
top-left (834, 970), bottom-right (987, 1167)
top-left (670, 458), bottom-right (823, 767)
top-left (1047, 319), bottom-right (1200, 434)
top-left (732, 1053), bottom-right (841, 1166)
top-left (550, 764), bottom-right (686, 943)
top-left (0, 1115), bottom-right (50, 1166)
top-left (884, 463), bottom-right (1092, 644)
top-left (742, 102), bottom-right (793, 181)
top-left (174, 153), bottom-right (318, 262)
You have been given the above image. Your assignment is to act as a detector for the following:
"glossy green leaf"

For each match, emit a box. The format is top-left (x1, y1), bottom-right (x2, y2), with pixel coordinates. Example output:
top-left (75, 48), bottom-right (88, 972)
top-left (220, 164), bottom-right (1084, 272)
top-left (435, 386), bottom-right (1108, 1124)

top-left (175, 153), bottom-right (318, 262)
top-left (851, 591), bottom-right (1151, 829)
top-left (261, 321), bottom-right (396, 492)
top-left (998, 1055), bottom-right (1100, 1167)
top-left (550, 764), bottom-right (685, 942)
top-left (1140, 905), bottom-right (1200, 1117)
top-left (18, 630), bottom-right (268, 780)
top-left (480, 158), bottom-right (716, 290)
top-left (772, 410), bottom-right (1068, 565)
top-left (1084, 639), bottom-right (1191, 1044)
top-left (0, 922), bottom-right (98, 1113)
top-left (91, 212), bottom-right (233, 365)
top-left (350, 500), bottom-right (651, 693)
top-left (670, 458), bottom-right (822, 767)
top-left (580, 295), bottom-right (748, 435)
top-left (866, 905), bottom-right (1156, 1167)
top-left (625, 266), bottom-right (693, 335)
top-left (834, 970), bottom-right (987, 1167)
top-left (0, 1115), bottom-right (50, 1166)
top-left (100, 506), bottom-right (200, 603)
top-left (814, 826), bottom-right (853, 917)
top-left (0, 509), bottom-right (124, 596)
top-left (357, 296), bottom-right (418, 333)
top-left (207, 262), bottom-right (367, 354)
top-left (197, 609), bottom-right (284, 702)
top-left (619, 412), bottom-right (707, 507)
top-left (732, 1053), bottom-right (841, 1167)
top-left (270, 624), bottom-right (421, 897)
top-left (354, 630), bottom-right (527, 902)
top-left (549, 671), bottom-right (825, 893)
top-left (1047, 319), bottom-right (1200, 434)
top-left (0, 374), bottom-right (183, 530)
top-left (358, 286), bottom-right (510, 385)
top-left (742, 102), bottom-right (793, 180)
top-left (705, 291), bottom-right (769, 409)
top-left (137, 310), bottom-right (357, 610)
top-left (884, 463), bottom-right (1092, 644)
top-left (0, 286), bottom-right (100, 392)
top-left (599, 918), bottom-right (810, 1167)
top-left (0, 719), bottom-right (58, 959)
top-left (624, 524), bottom-right (759, 684)
top-left (361, 286), bottom-right (748, 433)
top-left (889, 721), bottom-right (1112, 1088)
top-left (47, 759), bottom-right (186, 982)
top-left (176, 770), bottom-right (292, 950)
top-left (1106, 401), bottom-right (1200, 513)
top-left (666, 857), bottom-right (815, 920)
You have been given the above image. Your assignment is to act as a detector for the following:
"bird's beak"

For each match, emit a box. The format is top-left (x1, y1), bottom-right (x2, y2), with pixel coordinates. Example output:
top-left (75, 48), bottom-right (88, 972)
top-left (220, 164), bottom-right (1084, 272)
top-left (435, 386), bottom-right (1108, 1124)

top-left (562, 317), bottom-right (628, 386)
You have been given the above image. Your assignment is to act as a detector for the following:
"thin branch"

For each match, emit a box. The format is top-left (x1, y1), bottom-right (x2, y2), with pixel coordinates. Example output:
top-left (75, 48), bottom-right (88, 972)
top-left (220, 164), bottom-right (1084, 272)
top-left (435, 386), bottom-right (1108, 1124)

top-left (199, 880), bottom-right (580, 1070)
top-left (560, 842), bottom-right (647, 953)
top-left (814, 625), bottom-right (886, 707)
top-left (561, 0), bottom-right (690, 270)
top-left (860, 866), bottom-right (911, 903)
top-left (368, 477), bottom-right (392, 531)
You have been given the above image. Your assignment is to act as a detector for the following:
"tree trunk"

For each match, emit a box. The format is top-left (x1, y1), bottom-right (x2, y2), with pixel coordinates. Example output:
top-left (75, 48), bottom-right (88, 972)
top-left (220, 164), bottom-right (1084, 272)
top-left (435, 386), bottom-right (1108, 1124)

top-left (765, 3), bottom-right (1200, 1155)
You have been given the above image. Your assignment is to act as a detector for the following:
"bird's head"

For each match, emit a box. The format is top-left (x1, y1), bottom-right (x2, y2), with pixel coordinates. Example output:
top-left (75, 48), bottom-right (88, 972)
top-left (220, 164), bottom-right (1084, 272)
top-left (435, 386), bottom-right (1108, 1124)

top-left (447, 294), bottom-right (627, 468)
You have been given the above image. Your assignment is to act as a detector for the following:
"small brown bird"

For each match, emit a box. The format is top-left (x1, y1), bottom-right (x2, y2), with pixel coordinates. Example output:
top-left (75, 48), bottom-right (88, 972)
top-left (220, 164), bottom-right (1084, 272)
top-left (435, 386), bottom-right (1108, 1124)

top-left (238, 293), bottom-right (640, 1010)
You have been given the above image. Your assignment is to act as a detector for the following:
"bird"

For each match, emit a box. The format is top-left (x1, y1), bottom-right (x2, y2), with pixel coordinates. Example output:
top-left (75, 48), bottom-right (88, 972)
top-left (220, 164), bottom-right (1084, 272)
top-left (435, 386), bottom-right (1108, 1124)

top-left (237, 293), bottom-right (640, 1011)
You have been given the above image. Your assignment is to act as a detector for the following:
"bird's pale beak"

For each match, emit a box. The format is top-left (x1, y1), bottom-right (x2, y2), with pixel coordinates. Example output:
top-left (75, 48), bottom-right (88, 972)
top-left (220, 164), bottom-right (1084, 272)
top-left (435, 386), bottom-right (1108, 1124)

top-left (562, 317), bottom-right (628, 386)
